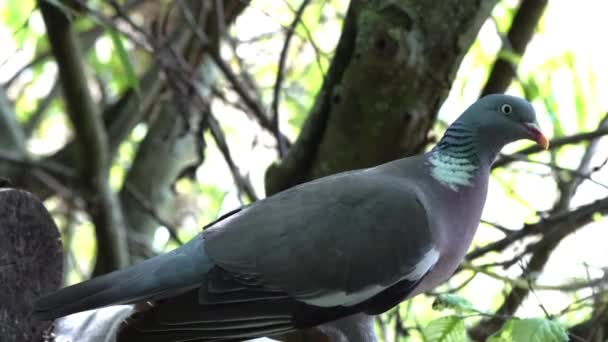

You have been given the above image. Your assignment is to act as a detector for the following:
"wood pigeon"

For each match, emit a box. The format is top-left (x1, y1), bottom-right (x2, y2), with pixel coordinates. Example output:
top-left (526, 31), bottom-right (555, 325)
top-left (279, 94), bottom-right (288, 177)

top-left (35, 94), bottom-right (549, 341)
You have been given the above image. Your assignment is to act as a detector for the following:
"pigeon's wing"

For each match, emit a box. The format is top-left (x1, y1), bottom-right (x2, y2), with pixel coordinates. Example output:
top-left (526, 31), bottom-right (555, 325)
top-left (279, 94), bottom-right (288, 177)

top-left (204, 169), bottom-right (439, 311)
top-left (117, 167), bottom-right (441, 341)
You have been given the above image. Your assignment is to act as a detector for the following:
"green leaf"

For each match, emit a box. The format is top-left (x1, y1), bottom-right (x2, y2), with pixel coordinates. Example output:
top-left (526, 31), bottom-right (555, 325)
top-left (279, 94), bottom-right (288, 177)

top-left (107, 29), bottom-right (141, 96)
top-left (423, 315), bottom-right (468, 342)
top-left (489, 318), bottom-right (568, 342)
top-left (3, 1), bottom-right (33, 30)
top-left (432, 294), bottom-right (475, 313)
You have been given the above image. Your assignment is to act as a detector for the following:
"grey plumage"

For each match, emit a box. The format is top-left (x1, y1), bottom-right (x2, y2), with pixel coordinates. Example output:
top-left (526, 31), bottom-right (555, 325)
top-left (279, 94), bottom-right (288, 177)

top-left (34, 94), bottom-right (548, 341)
top-left (35, 235), bottom-right (214, 319)
top-left (318, 314), bottom-right (377, 342)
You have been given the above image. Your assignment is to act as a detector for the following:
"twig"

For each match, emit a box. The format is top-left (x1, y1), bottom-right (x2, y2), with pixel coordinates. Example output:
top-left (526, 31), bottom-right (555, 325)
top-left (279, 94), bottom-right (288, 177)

top-left (4, 52), bottom-right (51, 89)
top-left (225, 36), bottom-right (265, 102)
top-left (0, 150), bottom-right (75, 180)
top-left (272, 0), bottom-right (311, 158)
top-left (0, 6), bottom-right (36, 71)
top-left (430, 271), bottom-right (478, 295)
top-left (177, 1), bottom-right (292, 146)
top-left (76, 0), bottom-right (151, 51)
top-left (123, 183), bottom-right (184, 245)
top-left (556, 289), bottom-right (608, 317)
top-left (592, 156), bottom-right (608, 173)
top-left (4, 0), bottom-right (147, 88)
top-left (471, 119), bottom-right (608, 339)
top-left (493, 126), bottom-right (608, 169)
top-left (505, 153), bottom-right (608, 190)
top-left (481, 219), bottom-right (517, 235)
top-left (467, 196), bottom-right (608, 261)
top-left (462, 262), bottom-right (608, 292)
top-left (520, 261), bottom-right (552, 318)
top-left (283, 0), bottom-right (328, 78)
top-left (206, 114), bottom-right (259, 203)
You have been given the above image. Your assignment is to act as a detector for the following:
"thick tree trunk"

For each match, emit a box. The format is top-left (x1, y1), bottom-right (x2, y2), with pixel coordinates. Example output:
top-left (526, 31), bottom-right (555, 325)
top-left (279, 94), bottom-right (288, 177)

top-left (265, 0), bottom-right (499, 340)
top-left (267, 0), bottom-right (498, 194)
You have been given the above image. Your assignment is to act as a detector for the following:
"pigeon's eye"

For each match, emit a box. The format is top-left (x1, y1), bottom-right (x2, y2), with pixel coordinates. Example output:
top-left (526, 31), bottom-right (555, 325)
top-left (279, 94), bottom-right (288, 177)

top-left (500, 104), bottom-right (512, 114)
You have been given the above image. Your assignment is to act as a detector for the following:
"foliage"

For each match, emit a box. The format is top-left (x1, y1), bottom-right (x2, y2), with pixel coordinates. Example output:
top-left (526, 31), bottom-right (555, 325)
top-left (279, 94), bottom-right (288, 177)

top-left (427, 294), bottom-right (569, 342)
top-left (423, 315), bottom-right (468, 342)
top-left (432, 294), bottom-right (476, 313)
top-left (488, 318), bottom-right (568, 342)
top-left (2, 0), bottom-right (608, 341)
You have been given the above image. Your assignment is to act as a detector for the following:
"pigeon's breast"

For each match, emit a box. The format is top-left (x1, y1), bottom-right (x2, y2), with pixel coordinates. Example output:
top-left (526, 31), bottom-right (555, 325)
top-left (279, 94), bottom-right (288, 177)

top-left (410, 171), bottom-right (488, 295)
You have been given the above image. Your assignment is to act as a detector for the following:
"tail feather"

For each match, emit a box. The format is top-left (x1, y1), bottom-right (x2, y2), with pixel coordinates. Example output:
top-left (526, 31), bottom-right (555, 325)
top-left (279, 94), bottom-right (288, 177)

top-left (119, 322), bottom-right (294, 342)
top-left (35, 235), bottom-right (212, 320)
top-left (118, 288), bottom-right (299, 342)
top-left (116, 284), bottom-right (354, 342)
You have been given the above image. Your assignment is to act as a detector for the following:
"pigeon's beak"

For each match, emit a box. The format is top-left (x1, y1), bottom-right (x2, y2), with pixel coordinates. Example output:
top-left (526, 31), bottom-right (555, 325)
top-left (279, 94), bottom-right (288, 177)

top-left (524, 122), bottom-right (549, 149)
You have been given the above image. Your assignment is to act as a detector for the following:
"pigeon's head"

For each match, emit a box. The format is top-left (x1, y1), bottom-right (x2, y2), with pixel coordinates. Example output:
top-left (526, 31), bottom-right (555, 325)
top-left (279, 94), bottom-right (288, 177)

top-left (459, 94), bottom-right (549, 150)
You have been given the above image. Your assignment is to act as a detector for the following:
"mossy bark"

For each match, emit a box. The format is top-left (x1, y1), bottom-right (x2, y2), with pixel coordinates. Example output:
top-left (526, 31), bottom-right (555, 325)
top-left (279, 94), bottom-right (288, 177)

top-left (267, 0), bottom-right (497, 195)
top-left (265, 0), bottom-right (498, 341)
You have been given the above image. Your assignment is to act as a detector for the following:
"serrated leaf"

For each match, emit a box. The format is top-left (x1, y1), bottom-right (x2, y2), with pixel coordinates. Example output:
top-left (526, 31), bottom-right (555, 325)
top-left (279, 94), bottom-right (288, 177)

top-left (423, 315), bottom-right (468, 342)
top-left (432, 294), bottom-right (475, 313)
top-left (489, 318), bottom-right (568, 342)
top-left (108, 29), bottom-right (140, 96)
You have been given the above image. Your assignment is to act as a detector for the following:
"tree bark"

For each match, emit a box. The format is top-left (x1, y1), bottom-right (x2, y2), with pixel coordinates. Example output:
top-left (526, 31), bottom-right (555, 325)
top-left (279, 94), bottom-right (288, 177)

top-left (267, 0), bottom-right (498, 193)
top-left (39, 0), bottom-right (130, 274)
top-left (265, 0), bottom-right (499, 340)
top-left (118, 0), bottom-right (248, 255)
top-left (0, 188), bottom-right (63, 342)
top-left (481, 0), bottom-right (548, 96)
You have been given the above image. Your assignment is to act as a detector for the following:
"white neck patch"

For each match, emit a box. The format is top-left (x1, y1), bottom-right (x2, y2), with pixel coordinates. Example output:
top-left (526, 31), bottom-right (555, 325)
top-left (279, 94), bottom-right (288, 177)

top-left (428, 152), bottom-right (478, 191)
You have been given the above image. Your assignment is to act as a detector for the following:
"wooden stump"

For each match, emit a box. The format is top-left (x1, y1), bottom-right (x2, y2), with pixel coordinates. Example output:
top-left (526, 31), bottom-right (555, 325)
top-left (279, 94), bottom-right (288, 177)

top-left (0, 187), bottom-right (63, 341)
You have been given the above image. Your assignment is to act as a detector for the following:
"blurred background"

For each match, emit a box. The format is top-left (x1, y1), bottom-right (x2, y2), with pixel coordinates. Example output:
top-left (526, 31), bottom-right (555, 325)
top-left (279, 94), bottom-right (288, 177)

top-left (1, 0), bottom-right (608, 340)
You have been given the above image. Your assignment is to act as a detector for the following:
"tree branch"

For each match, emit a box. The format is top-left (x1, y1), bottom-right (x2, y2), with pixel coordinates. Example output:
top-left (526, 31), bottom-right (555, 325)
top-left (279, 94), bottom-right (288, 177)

top-left (118, 0), bottom-right (249, 255)
top-left (265, 0), bottom-right (501, 340)
top-left (271, 0), bottom-right (311, 158)
top-left (264, 0), bottom-right (360, 196)
top-left (462, 262), bottom-right (608, 292)
top-left (467, 194), bottom-right (608, 262)
top-left (480, 0), bottom-right (548, 96)
top-left (39, 0), bottom-right (129, 275)
top-left (207, 114), bottom-right (259, 202)
top-left (493, 126), bottom-right (608, 169)
top-left (469, 115), bottom-right (608, 339)
top-left (0, 86), bottom-right (26, 148)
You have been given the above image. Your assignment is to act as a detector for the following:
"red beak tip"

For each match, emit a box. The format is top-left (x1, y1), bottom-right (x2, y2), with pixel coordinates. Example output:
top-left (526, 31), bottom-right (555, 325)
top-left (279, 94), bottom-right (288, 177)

top-left (525, 123), bottom-right (549, 150)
